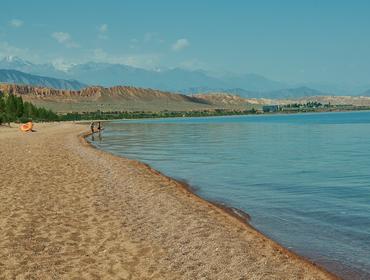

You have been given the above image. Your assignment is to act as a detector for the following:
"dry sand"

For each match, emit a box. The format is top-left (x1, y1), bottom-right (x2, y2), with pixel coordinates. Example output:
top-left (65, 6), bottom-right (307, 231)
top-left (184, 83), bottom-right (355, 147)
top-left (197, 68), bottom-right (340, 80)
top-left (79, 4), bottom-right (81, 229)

top-left (0, 122), bottom-right (339, 279)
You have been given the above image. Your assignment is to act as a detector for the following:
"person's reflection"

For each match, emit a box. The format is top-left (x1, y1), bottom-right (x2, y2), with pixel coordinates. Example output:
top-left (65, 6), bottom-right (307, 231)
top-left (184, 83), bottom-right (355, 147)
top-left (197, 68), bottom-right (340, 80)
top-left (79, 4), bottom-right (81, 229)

top-left (90, 121), bottom-right (95, 141)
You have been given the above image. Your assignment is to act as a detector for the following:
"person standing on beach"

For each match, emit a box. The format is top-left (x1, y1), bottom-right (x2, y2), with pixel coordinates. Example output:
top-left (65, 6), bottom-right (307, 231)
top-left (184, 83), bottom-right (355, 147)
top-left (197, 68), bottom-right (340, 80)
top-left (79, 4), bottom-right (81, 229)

top-left (97, 121), bottom-right (103, 141)
top-left (90, 122), bottom-right (95, 134)
top-left (90, 122), bottom-right (95, 141)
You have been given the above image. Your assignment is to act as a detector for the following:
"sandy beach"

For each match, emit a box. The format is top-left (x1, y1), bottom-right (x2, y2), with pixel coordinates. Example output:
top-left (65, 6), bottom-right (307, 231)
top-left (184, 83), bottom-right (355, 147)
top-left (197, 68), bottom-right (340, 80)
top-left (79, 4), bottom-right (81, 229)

top-left (0, 122), bottom-right (338, 279)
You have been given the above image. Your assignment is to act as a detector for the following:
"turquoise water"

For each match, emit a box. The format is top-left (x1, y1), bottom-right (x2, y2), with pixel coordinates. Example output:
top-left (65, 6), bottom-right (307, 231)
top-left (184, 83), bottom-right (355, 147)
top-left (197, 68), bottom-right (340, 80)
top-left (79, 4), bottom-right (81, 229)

top-left (90, 111), bottom-right (370, 279)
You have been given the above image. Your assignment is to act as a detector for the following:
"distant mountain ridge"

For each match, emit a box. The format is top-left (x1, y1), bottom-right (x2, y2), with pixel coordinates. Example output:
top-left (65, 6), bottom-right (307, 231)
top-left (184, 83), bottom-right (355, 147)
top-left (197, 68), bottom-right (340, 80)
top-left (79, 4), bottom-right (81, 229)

top-left (0, 56), bottom-right (287, 93)
top-left (0, 68), bottom-right (330, 100)
top-left (265, 86), bottom-right (328, 99)
top-left (0, 69), bottom-right (86, 90)
top-left (187, 86), bottom-right (329, 99)
top-left (1, 56), bottom-right (368, 97)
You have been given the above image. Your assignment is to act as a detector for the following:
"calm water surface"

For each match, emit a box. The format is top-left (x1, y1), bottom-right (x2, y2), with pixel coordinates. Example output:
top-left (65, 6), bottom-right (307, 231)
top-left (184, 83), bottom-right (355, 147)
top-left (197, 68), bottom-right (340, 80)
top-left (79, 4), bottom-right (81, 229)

top-left (91, 111), bottom-right (370, 279)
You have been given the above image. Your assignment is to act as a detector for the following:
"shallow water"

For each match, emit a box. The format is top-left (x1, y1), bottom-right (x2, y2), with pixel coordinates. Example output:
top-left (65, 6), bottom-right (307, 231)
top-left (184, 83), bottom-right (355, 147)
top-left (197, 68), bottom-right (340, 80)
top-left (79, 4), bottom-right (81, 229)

top-left (90, 111), bottom-right (370, 279)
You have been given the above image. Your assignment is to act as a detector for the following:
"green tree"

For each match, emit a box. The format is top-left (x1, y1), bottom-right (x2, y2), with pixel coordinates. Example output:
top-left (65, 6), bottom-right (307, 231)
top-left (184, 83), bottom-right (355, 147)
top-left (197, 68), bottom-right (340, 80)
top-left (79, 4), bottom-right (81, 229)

top-left (5, 94), bottom-right (17, 121)
top-left (15, 95), bottom-right (24, 118)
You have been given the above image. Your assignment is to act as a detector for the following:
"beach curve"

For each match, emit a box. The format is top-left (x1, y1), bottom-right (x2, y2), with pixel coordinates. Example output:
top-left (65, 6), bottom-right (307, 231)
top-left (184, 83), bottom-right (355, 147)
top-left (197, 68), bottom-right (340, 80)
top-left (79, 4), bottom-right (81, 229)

top-left (0, 122), bottom-right (339, 279)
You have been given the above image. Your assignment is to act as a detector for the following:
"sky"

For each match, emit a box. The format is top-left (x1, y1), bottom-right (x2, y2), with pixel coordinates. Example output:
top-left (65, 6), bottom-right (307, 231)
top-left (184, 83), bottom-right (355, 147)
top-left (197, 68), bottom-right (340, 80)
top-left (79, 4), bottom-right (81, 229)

top-left (1, 0), bottom-right (370, 85)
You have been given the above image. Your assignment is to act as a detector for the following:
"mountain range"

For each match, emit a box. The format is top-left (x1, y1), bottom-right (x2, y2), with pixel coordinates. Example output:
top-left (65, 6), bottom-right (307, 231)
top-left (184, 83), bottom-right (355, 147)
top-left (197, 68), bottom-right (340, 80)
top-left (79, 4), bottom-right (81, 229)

top-left (0, 69), bottom-right (85, 90)
top-left (0, 56), bottom-right (288, 93)
top-left (186, 86), bottom-right (329, 99)
top-left (1, 56), bottom-right (370, 97)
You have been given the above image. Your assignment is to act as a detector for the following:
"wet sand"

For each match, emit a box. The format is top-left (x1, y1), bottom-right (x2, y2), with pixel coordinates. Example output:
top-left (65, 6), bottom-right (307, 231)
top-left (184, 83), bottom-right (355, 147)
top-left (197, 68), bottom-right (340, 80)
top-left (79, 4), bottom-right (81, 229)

top-left (0, 122), bottom-right (339, 279)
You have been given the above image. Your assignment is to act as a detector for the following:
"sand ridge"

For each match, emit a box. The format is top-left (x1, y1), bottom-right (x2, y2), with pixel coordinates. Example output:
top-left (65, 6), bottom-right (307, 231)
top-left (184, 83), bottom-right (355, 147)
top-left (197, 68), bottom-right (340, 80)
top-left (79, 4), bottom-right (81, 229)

top-left (0, 122), bottom-right (338, 279)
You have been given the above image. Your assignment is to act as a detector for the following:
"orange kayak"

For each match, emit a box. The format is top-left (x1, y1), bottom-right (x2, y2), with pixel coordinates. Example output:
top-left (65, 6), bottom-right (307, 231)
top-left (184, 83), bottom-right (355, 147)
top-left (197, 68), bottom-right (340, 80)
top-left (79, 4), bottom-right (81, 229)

top-left (20, 122), bottom-right (33, 132)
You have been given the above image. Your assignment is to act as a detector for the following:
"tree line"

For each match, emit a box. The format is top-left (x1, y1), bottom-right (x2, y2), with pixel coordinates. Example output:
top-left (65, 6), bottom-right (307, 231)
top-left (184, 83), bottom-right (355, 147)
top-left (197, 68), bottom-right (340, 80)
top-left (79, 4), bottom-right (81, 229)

top-left (0, 92), bottom-right (59, 125)
top-left (59, 108), bottom-right (258, 121)
top-left (282, 101), bottom-right (325, 109)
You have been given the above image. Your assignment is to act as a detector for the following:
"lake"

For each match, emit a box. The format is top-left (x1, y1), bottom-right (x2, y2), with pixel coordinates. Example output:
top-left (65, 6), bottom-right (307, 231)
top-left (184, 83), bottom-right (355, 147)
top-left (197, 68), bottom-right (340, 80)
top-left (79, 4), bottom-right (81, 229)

top-left (90, 111), bottom-right (370, 279)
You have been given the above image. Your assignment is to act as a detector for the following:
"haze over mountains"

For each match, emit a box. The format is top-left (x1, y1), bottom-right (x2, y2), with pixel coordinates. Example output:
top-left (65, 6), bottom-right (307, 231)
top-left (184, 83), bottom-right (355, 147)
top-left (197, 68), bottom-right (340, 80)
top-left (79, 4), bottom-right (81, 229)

top-left (1, 56), bottom-right (370, 97)
top-left (0, 56), bottom-right (287, 93)
top-left (0, 69), bottom-right (86, 90)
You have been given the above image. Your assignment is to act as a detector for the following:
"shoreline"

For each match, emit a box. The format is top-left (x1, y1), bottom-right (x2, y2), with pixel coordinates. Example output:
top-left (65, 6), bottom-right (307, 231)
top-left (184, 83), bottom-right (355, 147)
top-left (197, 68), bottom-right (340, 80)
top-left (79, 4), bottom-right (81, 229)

top-left (0, 122), bottom-right (340, 279)
top-left (82, 129), bottom-right (340, 280)
top-left (76, 108), bottom-right (370, 123)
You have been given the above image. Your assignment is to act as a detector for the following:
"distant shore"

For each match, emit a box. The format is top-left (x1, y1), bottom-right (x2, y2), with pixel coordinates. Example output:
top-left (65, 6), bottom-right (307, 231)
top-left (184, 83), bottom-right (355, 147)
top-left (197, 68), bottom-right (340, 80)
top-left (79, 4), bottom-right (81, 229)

top-left (58, 105), bottom-right (370, 122)
top-left (0, 122), bottom-right (338, 279)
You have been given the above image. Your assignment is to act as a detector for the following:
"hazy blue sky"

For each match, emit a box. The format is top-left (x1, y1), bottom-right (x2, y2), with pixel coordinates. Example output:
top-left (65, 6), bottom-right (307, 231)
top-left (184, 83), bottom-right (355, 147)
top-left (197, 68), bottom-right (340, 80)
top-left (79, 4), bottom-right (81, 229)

top-left (1, 0), bottom-right (370, 84)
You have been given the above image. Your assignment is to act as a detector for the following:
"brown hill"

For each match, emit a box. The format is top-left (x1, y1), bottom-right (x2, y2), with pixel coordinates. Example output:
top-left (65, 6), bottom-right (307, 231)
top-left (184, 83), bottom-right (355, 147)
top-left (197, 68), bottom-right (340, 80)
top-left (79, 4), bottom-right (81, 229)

top-left (197, 92), bottom-right (370, 107)
top-left (300, 95), bottom-right (370, 106)
top-left (0, 84), bottom-right (260, 113)
top-left (2, 83), bottom-right (369, 114)
top-left (0, 84), bottom-right (213, 113)
top-left (195, 93), bottom-right (277, 106)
